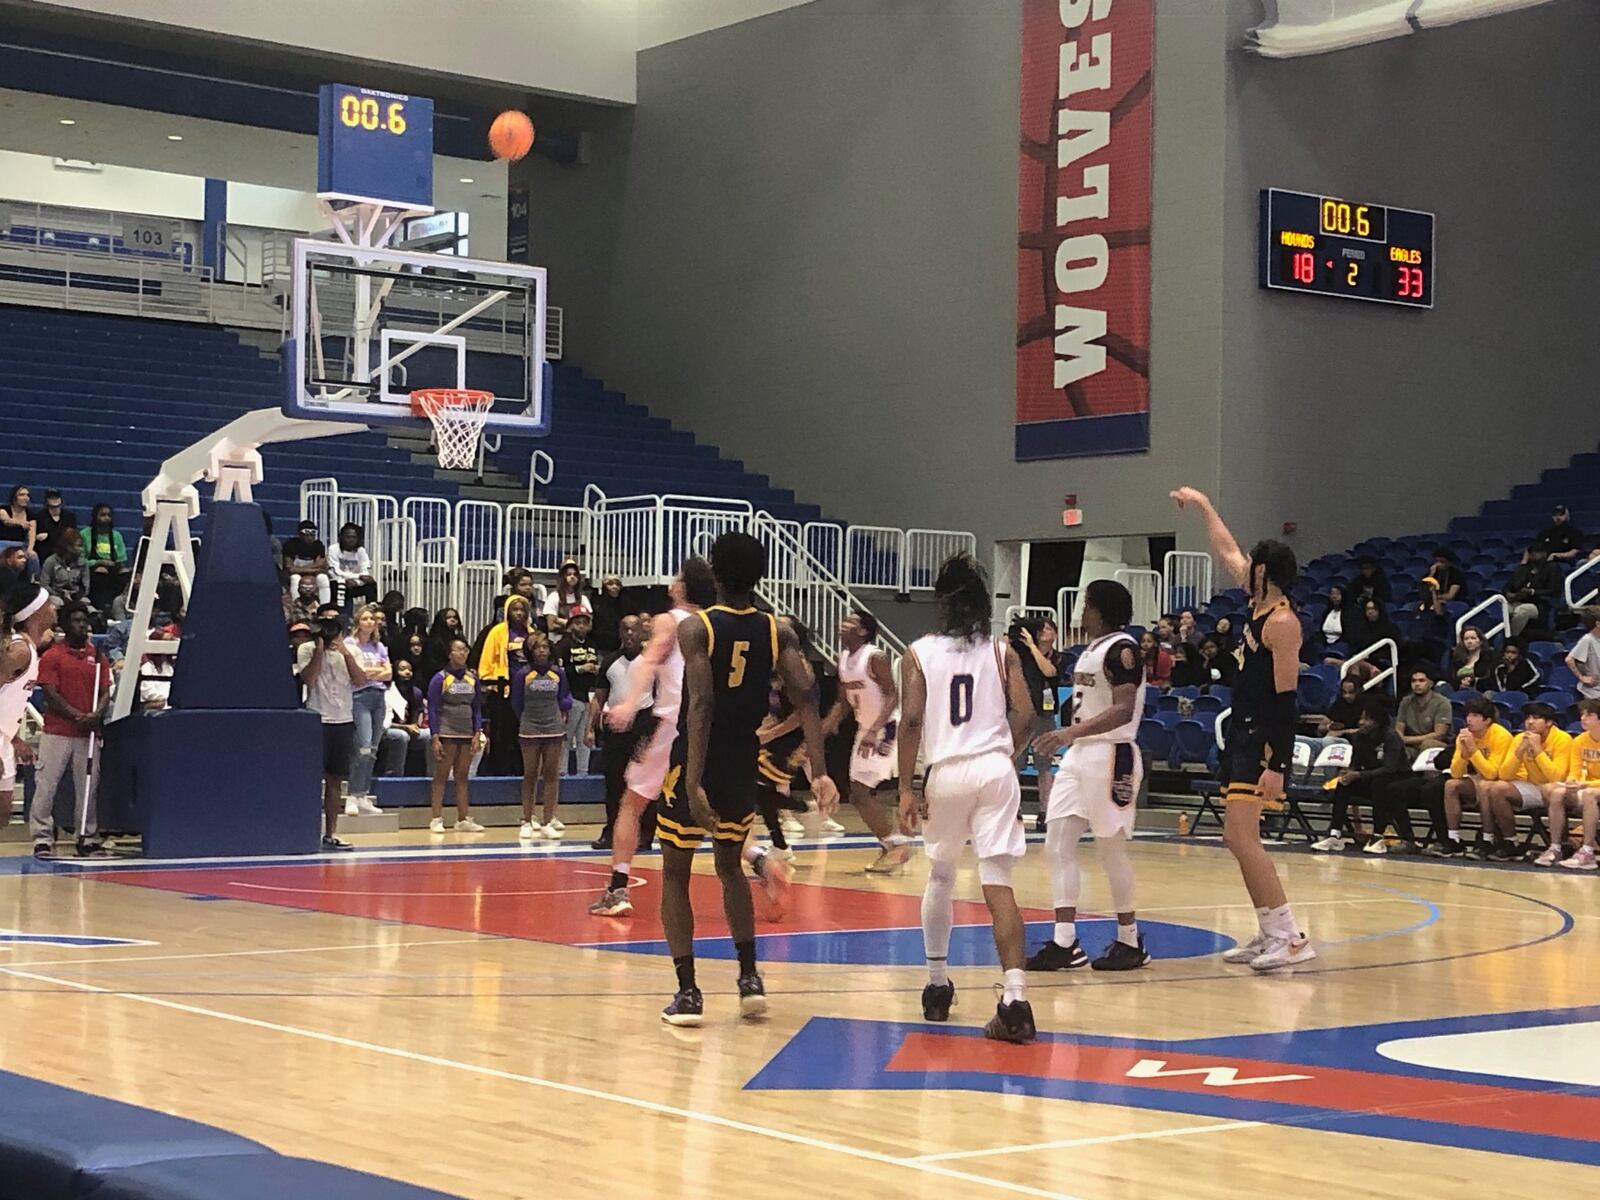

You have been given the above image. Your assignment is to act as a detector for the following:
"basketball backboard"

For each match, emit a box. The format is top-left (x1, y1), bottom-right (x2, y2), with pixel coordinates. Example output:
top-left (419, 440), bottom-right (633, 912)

top-left (281, 238), bottom-right (550, 436)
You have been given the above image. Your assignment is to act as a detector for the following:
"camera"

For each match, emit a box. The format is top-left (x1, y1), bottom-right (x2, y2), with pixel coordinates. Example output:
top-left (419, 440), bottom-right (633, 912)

top-left (1008, 614), bottom-right (1040, 651)
top-left (318, 612), bottom-right (346, 644)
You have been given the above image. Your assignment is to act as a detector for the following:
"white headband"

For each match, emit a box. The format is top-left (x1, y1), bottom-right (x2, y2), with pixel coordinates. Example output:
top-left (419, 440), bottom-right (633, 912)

top-left (13, 588), bottom-right (47, 622)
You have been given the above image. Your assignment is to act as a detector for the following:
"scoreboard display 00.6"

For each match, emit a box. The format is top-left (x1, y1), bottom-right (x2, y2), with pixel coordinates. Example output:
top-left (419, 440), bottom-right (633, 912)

top-left (1258, 188), bottom-right (1434, 309)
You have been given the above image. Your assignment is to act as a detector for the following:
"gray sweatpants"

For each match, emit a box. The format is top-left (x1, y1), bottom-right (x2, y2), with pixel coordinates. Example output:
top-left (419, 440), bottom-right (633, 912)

top-left (30, 732), bottom-right (96, 843)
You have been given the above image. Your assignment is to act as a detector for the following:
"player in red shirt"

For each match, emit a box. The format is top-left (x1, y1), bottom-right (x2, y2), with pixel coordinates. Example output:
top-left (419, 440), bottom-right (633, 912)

top-left (31, 601), bottom-right (111, 858)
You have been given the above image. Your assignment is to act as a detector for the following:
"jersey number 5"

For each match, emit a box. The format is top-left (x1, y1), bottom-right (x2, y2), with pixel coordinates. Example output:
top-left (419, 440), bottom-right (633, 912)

top-left (728, 640), bottom-right (751, 688)
top-left (950, 674), bottom-right (974, 726)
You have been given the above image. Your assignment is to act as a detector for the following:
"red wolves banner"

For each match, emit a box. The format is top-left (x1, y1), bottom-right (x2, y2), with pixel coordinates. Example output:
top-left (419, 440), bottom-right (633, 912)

top-left (1015, 0), bottom-right (1153, 461)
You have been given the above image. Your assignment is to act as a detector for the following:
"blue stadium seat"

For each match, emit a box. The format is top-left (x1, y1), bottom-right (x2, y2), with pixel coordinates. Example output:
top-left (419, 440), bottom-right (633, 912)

top-left (1296, 669), bottom-right (1335, 715)
top-left (1527, 640), bottom-right (1564, 666)
top-left (1169, 685), bottom-right (1201, 702)
top-left (1172, 719), bottom-right (1212, 765)
top-left (1137, 719), bottom-right (1171, 762)
top-left (1548, 664), bottom-right (1580, 692)
top-left (1207, 684), bottom-right (1232, 706)
top-left (1153, 710), bottom-right (1184, 729)
top-left (1193, 695), bottom-right (1223, 718)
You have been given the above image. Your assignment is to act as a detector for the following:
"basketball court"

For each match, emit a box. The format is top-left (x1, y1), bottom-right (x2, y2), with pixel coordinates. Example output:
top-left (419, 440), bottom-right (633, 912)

top-left (3, 828), bottom-right (1594, 1198)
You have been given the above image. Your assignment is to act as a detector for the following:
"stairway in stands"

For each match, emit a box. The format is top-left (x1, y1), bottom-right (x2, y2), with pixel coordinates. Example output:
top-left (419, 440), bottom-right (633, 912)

top-left (0, 306), bottom-right (822, 546)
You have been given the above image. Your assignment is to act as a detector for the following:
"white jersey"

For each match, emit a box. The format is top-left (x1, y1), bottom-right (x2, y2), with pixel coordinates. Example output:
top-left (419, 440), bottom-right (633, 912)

top-left (839, 643), bottom-right (895, 727)
top-left (1069, 631), bottom-right (1144, 745)
top-left (0, 635), bottom-right (39, 738)
top-left (649, 607), bottom-right (694, 723)
top-left (909, 633), bottom-right (1013, 766)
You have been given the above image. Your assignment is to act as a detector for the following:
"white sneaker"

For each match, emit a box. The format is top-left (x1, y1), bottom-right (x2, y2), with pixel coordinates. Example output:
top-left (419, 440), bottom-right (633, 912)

top-left (1249, 935), bottom-right (1316, 972)
top-left (428, 817), bottom-right (446, 834)
top-left (1310, 834), bottom-right (1346, 853)
top-left (1363, 837), bottom-right (1389, 855)
top-left (780, 815), bottom-right (806, 835)
top-left (355, 796), bottom-right (383, 817)
top-left (518, 821), bottom-right (536, 840)
top-left (1533, 845), bottom-right (1562, 867)
top-left (820, 818), bottom-right (846, 833)
top-left (1560, 845), bottom-right (1597, 870)
top-left (455, 818), bottom-right (485, 833)
top-left (542, 823), bottom-right (562, 841)
top-left (344, 798), bottom-right (360, 817)
top-left (546, 818), bottom-right (565, 833)
top-left (1222, 932), bottom-right (1267, 964)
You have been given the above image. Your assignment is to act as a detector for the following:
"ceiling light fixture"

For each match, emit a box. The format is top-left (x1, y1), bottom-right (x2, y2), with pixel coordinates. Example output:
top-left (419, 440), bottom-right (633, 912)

top-left (167, 134), bottom-right (184, 141)
top-left (59, 118), bottom-right (76, 126)
top-left (458, 177), bottom-right (474, 184)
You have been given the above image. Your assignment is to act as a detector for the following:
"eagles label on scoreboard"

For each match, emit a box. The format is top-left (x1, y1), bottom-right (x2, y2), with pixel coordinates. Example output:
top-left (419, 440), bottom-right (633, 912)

top-left (1259, 188), bottom-right (1434, 309)
top-left (317, 83), bottom-right (434, 211)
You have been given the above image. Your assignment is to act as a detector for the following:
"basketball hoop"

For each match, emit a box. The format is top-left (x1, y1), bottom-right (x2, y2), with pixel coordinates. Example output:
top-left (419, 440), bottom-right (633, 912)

top-left (410, 388), bottom-right (495, 470)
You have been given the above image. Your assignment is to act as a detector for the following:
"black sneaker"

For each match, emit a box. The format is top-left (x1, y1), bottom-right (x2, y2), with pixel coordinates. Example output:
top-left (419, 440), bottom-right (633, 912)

top-left (1034, 814), bottom-right (1047, 834)
top-left (321, 836), bottom-right (354, 852)
top-left (590, 832), bottom-right (613, 851)
top-left (1092, 936), bottom-right (1151, 972)
top-left (1024, 939), bottom-right (1089, 972)
top-left (662, 986), bottom-right (704, 1026)
top-left (921, 980), bottom-right (956, 1021)
top-left (1426, 840), bottom-right (1466, 858)
top-left (737, 972), bottom-right (768, 1020)
top-left (1465, 840), bottom-right (1490, 861)
top-left (31, 841), bottom-right (51, 860)
top-left (75, 838), bottom-right (111, 859)
top-left (1487, 840), bottom-right (1520, 862)
top-left (983, 999), bottom-right (1037, 1044)
top-left (1392, 840), bottom-right (1420, 856)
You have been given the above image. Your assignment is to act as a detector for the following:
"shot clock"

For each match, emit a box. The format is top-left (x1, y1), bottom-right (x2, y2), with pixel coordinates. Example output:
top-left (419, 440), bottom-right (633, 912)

top-left (1259, 188), bottom-right (1434, 308)
top-left (317, 83), bottom-right (435, 210)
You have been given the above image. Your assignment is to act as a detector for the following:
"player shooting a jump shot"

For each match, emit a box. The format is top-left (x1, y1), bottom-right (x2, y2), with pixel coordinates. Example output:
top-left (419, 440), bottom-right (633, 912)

top-left (1171, 487), bottom-right (1315, 971)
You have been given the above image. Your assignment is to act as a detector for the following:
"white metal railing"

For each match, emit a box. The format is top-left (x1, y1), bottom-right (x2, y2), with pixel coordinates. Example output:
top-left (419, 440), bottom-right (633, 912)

top-left (1056, 586), bottom-right (1086, 646)
top-left (904, 529), bottom-right (978, 593)
top-left (0, 242), bottom-right (213, 322)
top-left (412, 536), bottom-right (458, 618)
top-left (299, 478), bottom-right (338, 540)
top-left (1114, 568), bottom-right (1164, 629)
top-left (546, 306), bottom-right (564, 360)
top-left (1163, 550), bottom-right (1214, 616)
top-left (1566, 557), bottom-right (1600, 609)
top-left (530, 449), bottom-right (555, 499)
top-left (403, 496), bottom-right (452, 543)
top-left (587, 492), bottom-right (666, 584)
top-left (504, 502), bottom-right (586, 576)
top-left (1, 198), bottom-right (194, 263)
top-left (804, 522), bottom-right (846, 578)
top-left (455, 560), bottom-right (504, 632)
top-left (752, 511), bottom-right (908, 669)
top-left (1003, 606), bottom-right (1058, 633)
top-left (455, 499), bottom-right (504, 565)
top-left (1341, 637), bottom-right (1400, 696)
top-left (374, 516), bottom-right (416, 596)
top-left (846, 525), bottom-right (905, 591)
top-left (1456, 594), bottom-right (1511, 645)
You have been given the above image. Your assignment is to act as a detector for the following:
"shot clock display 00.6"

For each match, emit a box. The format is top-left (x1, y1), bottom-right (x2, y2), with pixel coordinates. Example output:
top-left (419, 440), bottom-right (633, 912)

top-left (317, 84), bottom-right (435, 210)
top-left (1258, 188), bottom-right (1434, 308)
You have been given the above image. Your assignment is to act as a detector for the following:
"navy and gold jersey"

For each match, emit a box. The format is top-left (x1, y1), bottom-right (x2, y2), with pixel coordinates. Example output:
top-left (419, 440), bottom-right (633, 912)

top-left (691, 605), bottom-right (779, 754)
top-left (1234, 599), bottom-right (1290, 711)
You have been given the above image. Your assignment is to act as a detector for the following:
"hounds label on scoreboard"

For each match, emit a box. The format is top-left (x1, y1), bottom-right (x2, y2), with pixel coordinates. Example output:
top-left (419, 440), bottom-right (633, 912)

top-left (1015, 0), bottom-right (1153, 461)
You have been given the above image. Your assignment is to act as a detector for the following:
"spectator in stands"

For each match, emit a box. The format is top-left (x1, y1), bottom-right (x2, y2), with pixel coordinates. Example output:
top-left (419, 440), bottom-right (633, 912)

top-left (82, 504), bottom-right (129, 613)
top-left (1545, 698), bottom-right (1600, 871)
top-left (543, 557), bottom-right (591, 636)
top-left (1176, 609), bottom-right (1200, 646)
top-left (1198, 635), bottom-right (1235, 688)
top-left (296, 607), bottom-right (365, 851)
top-left (1168, 642), bottom-right (1208, 689)
top-left (514, 632), bottom-right (570, 839)
top-left (343, 605), bottom-right (390, 817)
top-left (588, 614), bottom-right (649, 851)
top-left (1488, 640), bottom-right (1541, 697)
top-left (39, 528), bottom-right (91, 614)
top-left (478, 594), bottom-right (535, 775)
top-left (421, 608), bottom-right (464, 684)
top-left (1139, 629), bottom-right (1172, 689)
top-left (136, 626), bottom-right (175, 712)
top-left (330, 523), bottom-right (377, 612)
top-left (1535, 504), bottom-right (1585, 562)
top-left (1154, 615), bottom-right (1179, 654)
top-left (1315, 676), bottom-right (1364, 742)
top-left (264, 511), bottom-right (285, 582)
top-left (1428, 548), bottom-right (1465, 603)
top-left (1492, 702), bottom-right (1572, 863)
top-left (283, 519), bottom-right (332, 606)
top-left (1319, 584), bottom-right (1351, 656)
top-left (1211, 614), bottom-right (1235, 651)
top-left (1350, 556), bottom-right (1392, 605)
top-left (1425, 697), bottom-right (1513, 858)
top-left (1402, 579), bottom-right (1452, 672)
top-left (0, 487), bottom-right (38, 568)
top-left (379, 657), bottom-right (427, 778)
top-left (590, 574), bottom-right (629, 656)
top-left (426, 636), bottom-right (485, 834)
top-left (32, 489), bottom-right (76, 563)
top-left (555, 605), bottom-right (601, 776)
top-left (1395, 670), bottom-right (1451, 753)
top-left (29, 602), bottom-right (111, 858)
top-left (287, 576), bottom-right (321, 626)
top-left (1312, 697), bottom-right (1410, 853)
top-left (0, 545), bottom-right (29, 595)
top-left (1564, 607), bottom-right (1600, 700)
top-left (1450, 626), bottom-right (1493, 692)
top-left (1504, 543), bottom-right (1558, 637)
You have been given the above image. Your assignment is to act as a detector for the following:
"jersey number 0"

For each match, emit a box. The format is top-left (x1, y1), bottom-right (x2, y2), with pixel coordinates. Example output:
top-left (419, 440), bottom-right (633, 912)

top-left (950, 674), bottom-right (974, 726)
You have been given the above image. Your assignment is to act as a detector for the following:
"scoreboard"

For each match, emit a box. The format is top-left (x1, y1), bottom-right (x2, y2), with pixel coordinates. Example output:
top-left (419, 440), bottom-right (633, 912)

top-left (317, 83), bottom-right (434, 211)
top-left (1258, 188), bottom-right (1434, 309)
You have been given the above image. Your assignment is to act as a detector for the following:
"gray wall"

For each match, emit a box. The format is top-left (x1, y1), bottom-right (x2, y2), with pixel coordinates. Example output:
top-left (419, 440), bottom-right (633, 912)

top-left (595, 0), bottom-right (1231, 556)
top-left (1220, 0), bottom-right (1600, 556)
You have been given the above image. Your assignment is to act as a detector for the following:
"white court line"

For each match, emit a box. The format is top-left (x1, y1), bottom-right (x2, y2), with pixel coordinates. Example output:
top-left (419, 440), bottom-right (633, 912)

top-left (0, 935), bottom-right (491, 971)
top-left (910, 1120), bottom-right (1265, 1162)
top-left (0, 964), bottom-right (1083, 1200)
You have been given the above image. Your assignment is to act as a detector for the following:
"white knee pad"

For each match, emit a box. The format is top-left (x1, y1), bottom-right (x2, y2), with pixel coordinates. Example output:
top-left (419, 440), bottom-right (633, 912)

top-left (1098, 832), bottom-right (1137, 913)
top-left (977, 854), bottom-right (1017, 888)
top-left (927, 858), bottom-right (959, 887)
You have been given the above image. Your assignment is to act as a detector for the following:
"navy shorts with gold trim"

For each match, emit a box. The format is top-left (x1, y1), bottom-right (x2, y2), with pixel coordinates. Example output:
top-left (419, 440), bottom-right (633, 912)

top-left (1217, 712), bottom-right (1286, 811)
top-left (756, 730), bottom-right (804, 793)
top-left (655, 738), bottom-right (759, 850)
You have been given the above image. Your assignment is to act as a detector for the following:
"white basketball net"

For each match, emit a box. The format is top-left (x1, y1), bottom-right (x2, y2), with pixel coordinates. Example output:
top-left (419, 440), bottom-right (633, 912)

top-left (412, 389), bottom-right (494, 470)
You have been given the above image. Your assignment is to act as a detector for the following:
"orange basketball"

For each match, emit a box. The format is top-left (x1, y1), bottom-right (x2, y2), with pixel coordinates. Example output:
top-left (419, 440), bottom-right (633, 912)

top-left (488, 110), bottom-right (535, 161)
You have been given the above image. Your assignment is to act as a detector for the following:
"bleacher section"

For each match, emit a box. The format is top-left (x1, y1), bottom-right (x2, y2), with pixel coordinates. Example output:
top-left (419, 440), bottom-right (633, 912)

top-left (0, 305), bottom-right (821, 549)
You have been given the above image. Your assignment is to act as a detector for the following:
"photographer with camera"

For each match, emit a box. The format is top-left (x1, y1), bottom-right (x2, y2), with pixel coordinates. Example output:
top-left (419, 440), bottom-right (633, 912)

top-left (296, 605), bottom-right (366, 851)
top-left (1011, 615), bottom-right (1060, 830)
